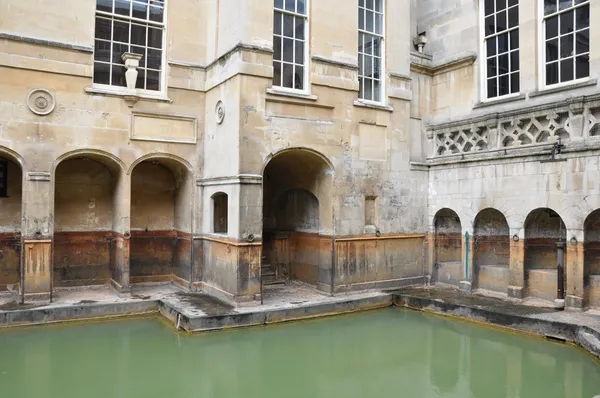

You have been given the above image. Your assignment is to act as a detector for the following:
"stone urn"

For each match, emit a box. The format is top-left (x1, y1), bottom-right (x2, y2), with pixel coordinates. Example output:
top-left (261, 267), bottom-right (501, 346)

top-left (121, 53), bottom-right (143, 89)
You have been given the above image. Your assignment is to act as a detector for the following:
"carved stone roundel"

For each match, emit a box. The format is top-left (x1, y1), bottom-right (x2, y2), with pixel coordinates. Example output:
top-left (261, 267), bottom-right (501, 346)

top-left (215, 100), bottom-right (225, 124)
top-left (27, 89), bottom-right (56, 116)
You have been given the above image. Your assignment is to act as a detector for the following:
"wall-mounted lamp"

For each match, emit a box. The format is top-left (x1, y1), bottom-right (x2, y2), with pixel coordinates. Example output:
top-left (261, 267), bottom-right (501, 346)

top-left (570, 236), bottom-right (578, 245)
top-left (512, 234), bottom-right (519, 242)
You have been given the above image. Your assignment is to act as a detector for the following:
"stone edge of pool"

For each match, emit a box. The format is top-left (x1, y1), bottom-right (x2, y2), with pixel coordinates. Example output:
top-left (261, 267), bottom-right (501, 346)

top-left (0, 289), bottom-right (599, 361)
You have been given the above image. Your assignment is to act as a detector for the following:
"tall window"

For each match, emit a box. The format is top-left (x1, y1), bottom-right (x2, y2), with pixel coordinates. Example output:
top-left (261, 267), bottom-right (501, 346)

top-left (273, 0), bottom-right (307, 90)
top-left (543, 0), bottom-right (589, 86)
top-left (358, 0), bottom-right (384, 102)
top-left (483, 0), bottom-right (520, 99)
top-left (0, 159), bottom-right (7, 197)
top-left (94, 0), bottom-right (165, 91)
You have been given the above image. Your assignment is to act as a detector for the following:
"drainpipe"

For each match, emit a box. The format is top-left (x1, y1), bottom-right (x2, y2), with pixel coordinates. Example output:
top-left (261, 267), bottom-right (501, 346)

top-left (555, 241), bottom-right (566, 309)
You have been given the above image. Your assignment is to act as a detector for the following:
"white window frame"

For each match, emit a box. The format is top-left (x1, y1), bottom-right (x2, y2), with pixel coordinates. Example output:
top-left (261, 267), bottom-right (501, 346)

top-left (358, 0), bottom-right (386, 105)
top-left (272, 0), bottom-right (310, 95)
top-left (93, 0), bottom-right (168, 96)
top-left (479, 0), bottom-right (521, 102)
top-left (538, 0), bottom-right (591, 90)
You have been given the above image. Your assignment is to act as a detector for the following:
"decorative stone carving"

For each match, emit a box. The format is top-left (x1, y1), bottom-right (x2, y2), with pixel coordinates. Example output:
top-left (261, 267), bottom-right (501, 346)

top-left (26, 89), bottom-right (55, 115)
top-left (499, 112), bottom-right (570, 147)
top-left (588, 107), bottom-right (600, 137)
top-left (435, 126), bottom-right (488, 156)
top-left (215, 100), bottom-right (225, 124)
top-left (121, 52), bottom-right (143, 89)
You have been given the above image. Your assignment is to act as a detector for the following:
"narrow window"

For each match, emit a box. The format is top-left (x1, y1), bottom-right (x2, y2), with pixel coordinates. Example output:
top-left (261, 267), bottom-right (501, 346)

top-left (543, 0), bottom-right (589, 86)
top-left (0, 159), bottom-right (7, 197)
top-left (358, 0), bottom-right (384, 102)
top-left (365, 195), bottom-right (377, 226)
top-left (483, 0), bottom-right (520, 99)
top-left (213, 193), bottom-right (228, 234)
top-left (93, 0), bottom-right (166, 91)
top-left (273, 0), bottom-right (307, 90)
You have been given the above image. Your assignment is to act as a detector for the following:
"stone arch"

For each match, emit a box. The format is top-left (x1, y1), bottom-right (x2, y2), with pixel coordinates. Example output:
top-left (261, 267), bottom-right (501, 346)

top-left (433, 208), bottom-right (463, 286)
top-left (524, 208), bottom-right (566, 301)
top-left (473, 208), bottom-right (510, 293)
top-left (584, 209), bottom-right (600, 308)
top-left (262, 148), bottom-right (333, 287)
top-left (0, 147), bottom-right (24, 292)
top-left (52, 151), bottom-right (126, 287)
top-left (129, 155), bottom-right (193, 284)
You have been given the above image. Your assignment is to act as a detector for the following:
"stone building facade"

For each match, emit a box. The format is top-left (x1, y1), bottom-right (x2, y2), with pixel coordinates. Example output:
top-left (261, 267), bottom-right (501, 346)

top-left (0, 0), bottom-right (598, 309)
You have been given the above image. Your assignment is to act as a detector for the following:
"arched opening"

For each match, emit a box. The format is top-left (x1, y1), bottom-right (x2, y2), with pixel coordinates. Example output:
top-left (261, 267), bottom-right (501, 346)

top-left (212, 192), bottom-right (228, 234)
top-left (433, 208), bottom-right (462, 286)
top-left (584, 210), bottom-right (600, 308)
top-left (473, 208), bottom-right (510, 293)
top-left (130, 158), bottom-right (192, 284)
top-left (0, 155), bottom-right (22, 292)
top-left (54, 156), bottom-right (120, 286)
top-left (524, 208), bottom-right (566, 301)
top-left (262, 149), bottom-right (333, 287)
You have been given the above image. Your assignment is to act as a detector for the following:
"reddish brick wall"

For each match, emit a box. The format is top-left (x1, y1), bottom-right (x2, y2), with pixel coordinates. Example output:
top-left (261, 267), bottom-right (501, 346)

top-left (53, 231), bottom-right (113, 286)
top-left (130, 230), bottom-right (177, 280)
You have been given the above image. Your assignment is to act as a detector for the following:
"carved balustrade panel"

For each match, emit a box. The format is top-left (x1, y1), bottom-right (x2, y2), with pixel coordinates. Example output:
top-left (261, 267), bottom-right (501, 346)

top-left (435, 126), bottom-right (488, 156)
top-left (499, 111), bottom-right (571, 148)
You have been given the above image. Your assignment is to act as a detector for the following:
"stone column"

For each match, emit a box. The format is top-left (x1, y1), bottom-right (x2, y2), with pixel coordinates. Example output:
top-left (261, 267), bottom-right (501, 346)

top-left (237, 177), bottom-right (263, 301)
top-left (508, 228), bottom-right (525, 299)
top-left (110, 170), bottom-right (131, 294)
top-left (565, 229), bottom-right (584, 309)
top-left (22, 171), bottom-right (53, 300)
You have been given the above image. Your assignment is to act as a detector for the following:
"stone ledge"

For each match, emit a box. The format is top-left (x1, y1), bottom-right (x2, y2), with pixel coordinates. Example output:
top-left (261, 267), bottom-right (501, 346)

top-left (529, 78), bottom-right (598, 98)
top-left (473, 93), bottom-right (526, 109)
top-left (353, 100), bottom-right (394, 112)
top-left (0, 33), bottom-right (93, 53)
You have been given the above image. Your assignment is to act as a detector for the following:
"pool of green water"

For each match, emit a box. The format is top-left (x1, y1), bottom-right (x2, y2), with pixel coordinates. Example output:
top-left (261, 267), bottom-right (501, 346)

top-left (0, 308), bottom-right (599, 398)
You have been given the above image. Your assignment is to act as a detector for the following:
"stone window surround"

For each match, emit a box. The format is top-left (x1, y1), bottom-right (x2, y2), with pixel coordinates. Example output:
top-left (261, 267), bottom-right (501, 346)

top-left (92, 0), bottom-right (167, 96)
top-left (540, 0), bottom-right (590, 90)
top-left (272, 0), bottom-right (309, 94)
top-left (358, 0), bottom-right (385, 104)
top-left (481, 0), bottom-right (520, 100)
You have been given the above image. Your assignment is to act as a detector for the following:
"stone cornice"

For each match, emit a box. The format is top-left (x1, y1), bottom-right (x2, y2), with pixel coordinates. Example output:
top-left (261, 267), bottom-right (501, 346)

top-left (311, 55), bottom-right (358, 70)
top-left (0, 32), bottom-right (93, 53)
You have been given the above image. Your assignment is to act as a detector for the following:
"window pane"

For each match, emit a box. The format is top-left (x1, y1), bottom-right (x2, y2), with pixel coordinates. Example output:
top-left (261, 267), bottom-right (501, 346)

top-left (146, 70), bottom-right (160, 90)
top-left (487, 37), bottom-right (497, 56)
top-left (294, 17), bottom-right (304, 40)
top-left (560, 10), bottom-right (574, 34)
top-left (509, 29), bottom-right (519, 49)
top-left (487, 57), bottom-right (497, 77)
top-left (294, 66), bottom-right (303, 89)
top-left (297, 0), bottom-right (306, 14)
top-left (499, 53), bottom-right (509, 74)
top-left (95, 18), bottom-right (112, 40)
top-left (275, 0), bottom-right (284, 9)
top-left (112, 42), bottom-right (128, 64)
top-left (575, 54), bottom-right (589, 79)
top-left (295, 41), bottom-right (304, 64)
top-left (131, 24), bottom-right (146, 46)
top-left (358, 77), bottom-right (364, 98)
top-left (274, 12), bottom-right (282, 35)
top-left (359, 8), bottom-right (365, 30)
top-left (93, 62), bottom-right (110, 84)
top-left (544, 0), bottom-right (557, 15)
top-left (148, 27), bottom-right (162, 48)
top-left (546, 16), bottom-right (558, 38)
top-left (363, 35), bottom-right (373, 55)
top-left (375, 0), bottom-right (382, 12)
top-left (576, 29), bottom-right (589, 54)
top-left (373, 57), bottom-right (381, 79)
top-left (273, 61), bottom-right (282, 86)
top-left (558, 0), bottom-right (571, 11)
top-left (274, 36), bottom-right (281, 60)
top-left (375, 13), bottom-right (383, 35)
top-left (364, 55), bottom-right (373, 77)
top-left (285, 0), bottom-right (294, 12)
top-left (546, 39), bottom-right (559, 61)
top-left (496, 0), bottom-right (507, 11)
top-left (135, 68), bottom-right (146, 89)
top-left (560, 34), bottom-right (573, 58)
top-left (496, 10), bottom-right (507, 31)
top-left (132, 1), bottom-right (148, 19)
top-left (282, 63), bottom-right (293, 88)
top-left (510, 51), bottom-right (519, 71)
top-left (546, 62), bottom-right (559, 85)
top-left (487, 78), bottom-right (498, 98)
top-left (364, 78), bottom-right (373, 100)
top-left (560, 58), bottom-right (573, 82)
top-left (131, 45), bottom-right (146, 67)
top-left (508, 0), bottom-right (518, 6)
top-left (510, 72), bottom-right (520, 93)
top-left (499, 74), bottom-right (509, 96)
top-left (485, 0), bottom-right (494, 16)
top-left (366, 10), bottom-right (374, 32)
top-left (485, 16), bottom-right (495, 36)
top-left (94, 40), bottom-right (111, 62)
top-left (111, 65), bottom-right (126, 86)
top-left (366, 0), bottom-right (373, 9)
top-left (498, 33), bottom-right (508, 53)
top-left (115, 0), bottom-right (130, 16)
top-left (508, 6), bottom-right (518, 28)
top-left (372, 37), bottom-right (382, 57)
top-left (283, 14), bottom-right (293, 37)
top-left (149, 5), bottom-right (163, 23)
top-left (97, 0), bottom-right (112, 12)
top-left (282, 38), bottom-right (293, 62)
top-left (147, 48), bottom-right (161, 69)
top-left (576, 5), bottom-right (589, 30)
top-left (113, 20), bottom-right (129, 43)
top-left (373, 79), bottom-right (381, 102)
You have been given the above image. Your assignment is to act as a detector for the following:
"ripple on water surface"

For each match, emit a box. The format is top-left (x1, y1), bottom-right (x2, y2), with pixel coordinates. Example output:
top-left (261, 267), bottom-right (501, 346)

top-left (0, 308), bottom-right (599, 398)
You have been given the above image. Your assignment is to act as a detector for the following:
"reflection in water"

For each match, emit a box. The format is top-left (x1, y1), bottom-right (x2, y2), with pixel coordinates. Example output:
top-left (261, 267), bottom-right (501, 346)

top-left (0, 309), bottom-right (599, 398)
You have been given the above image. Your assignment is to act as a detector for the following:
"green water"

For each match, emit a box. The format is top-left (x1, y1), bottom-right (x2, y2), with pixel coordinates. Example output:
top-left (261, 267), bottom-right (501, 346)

top-left (1, 309), bottom-right (599, 398)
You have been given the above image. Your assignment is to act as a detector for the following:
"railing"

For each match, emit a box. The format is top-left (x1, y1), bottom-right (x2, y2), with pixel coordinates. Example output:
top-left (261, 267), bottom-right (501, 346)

top-left (427, 94), bottom-right (600, 158)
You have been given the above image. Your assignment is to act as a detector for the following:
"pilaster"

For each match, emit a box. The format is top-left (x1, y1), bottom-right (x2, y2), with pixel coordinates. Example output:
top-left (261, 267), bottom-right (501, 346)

top-left (508, 229), bottom-right (525, 299)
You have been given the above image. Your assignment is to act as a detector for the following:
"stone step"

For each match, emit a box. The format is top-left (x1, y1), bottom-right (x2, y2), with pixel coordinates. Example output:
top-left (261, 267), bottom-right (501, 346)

top-left (263, 279), bottom-right (286, 286)
top-left (262, 270), bottom-right (276, 278)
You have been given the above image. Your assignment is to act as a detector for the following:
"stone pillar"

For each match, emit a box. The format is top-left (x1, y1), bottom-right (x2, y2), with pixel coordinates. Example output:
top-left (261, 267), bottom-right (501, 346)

top-left (237, 178), bottom-right (263, 301)
top-left (22, 172), bottom-right (53, 300)
top-left (110, 170), bottom-right (131, 294)
top-left (425, 231), bottom-right (435, 285)
top-left (565, 230), bottom-right (584, 309)
top-left (459, 229), bottom-right (474, 293)
top-left (508, 228), bottom-right (525, 299)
